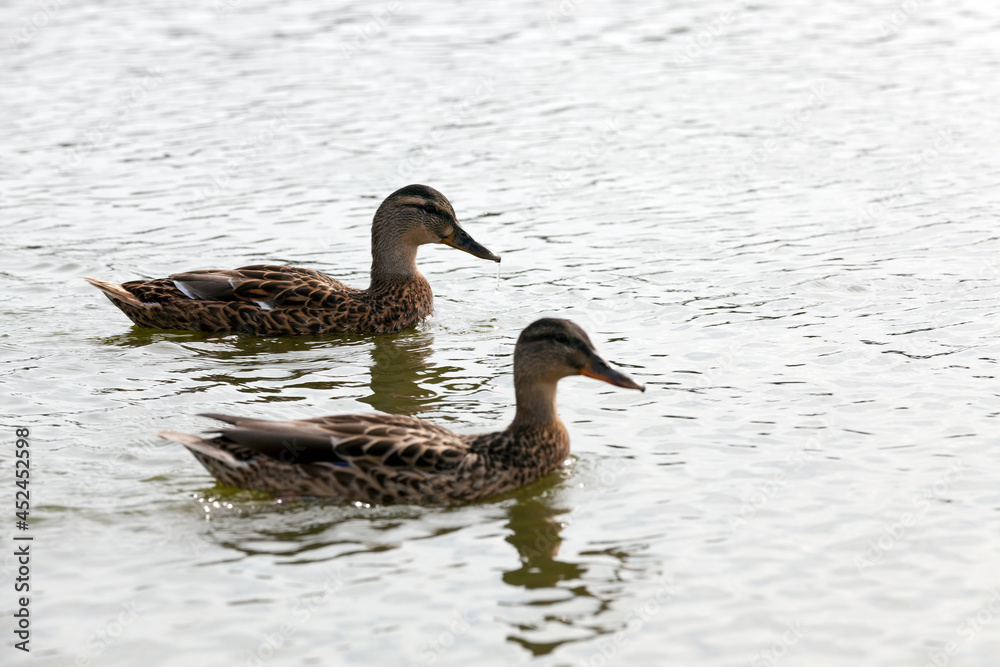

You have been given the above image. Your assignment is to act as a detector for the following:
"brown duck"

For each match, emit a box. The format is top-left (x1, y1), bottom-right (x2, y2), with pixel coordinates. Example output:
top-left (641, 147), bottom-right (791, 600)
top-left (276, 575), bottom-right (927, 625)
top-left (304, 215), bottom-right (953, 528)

top-left (159, 318), bottom-right (645, 504)
top-left (83, 184), bottom-right (499, 335)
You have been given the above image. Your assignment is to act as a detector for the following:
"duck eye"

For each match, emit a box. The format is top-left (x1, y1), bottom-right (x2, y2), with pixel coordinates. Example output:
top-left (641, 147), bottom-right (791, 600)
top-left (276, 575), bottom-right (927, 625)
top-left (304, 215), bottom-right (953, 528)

top-left (423, 204), bottom-right (438, 215)
top-left (554, 333), bottom-right (569, 344)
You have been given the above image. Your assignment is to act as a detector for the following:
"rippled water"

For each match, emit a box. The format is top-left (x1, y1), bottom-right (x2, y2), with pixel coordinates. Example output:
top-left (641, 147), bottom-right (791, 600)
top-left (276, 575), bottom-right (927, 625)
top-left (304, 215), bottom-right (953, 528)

top-left (3, 0), bottom-right (1000, 665)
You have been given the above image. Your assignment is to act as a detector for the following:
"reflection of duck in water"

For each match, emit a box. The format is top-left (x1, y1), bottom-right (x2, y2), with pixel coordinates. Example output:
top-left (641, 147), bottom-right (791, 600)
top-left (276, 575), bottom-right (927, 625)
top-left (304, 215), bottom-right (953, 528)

top-left (358, 331), bottom-right (440, 417)
top-left (501, 492), bottom-right (675, 658)
top-left (160, 319), bottom-right (644, 504)
top-left (83, 184), bottom-right (499, 335)
top-left (504, 496), bottom-right (582, 589)
top-left (501, 494), bottom-right (588, 656)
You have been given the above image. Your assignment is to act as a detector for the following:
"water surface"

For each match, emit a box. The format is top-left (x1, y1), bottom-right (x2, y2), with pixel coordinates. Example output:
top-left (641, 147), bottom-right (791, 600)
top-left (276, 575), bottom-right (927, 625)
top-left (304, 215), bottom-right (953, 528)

top-left (2, 1), bottom-right (999, 665)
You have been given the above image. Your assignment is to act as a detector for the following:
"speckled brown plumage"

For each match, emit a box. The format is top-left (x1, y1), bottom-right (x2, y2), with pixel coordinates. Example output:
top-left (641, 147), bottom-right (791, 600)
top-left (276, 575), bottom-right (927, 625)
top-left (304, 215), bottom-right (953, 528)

top-left (84, 268), bottom-right (433, 335)
top-left (159, 319), bottom-right (646, 505)
top-left (83, 184), bottom-right (499, 336)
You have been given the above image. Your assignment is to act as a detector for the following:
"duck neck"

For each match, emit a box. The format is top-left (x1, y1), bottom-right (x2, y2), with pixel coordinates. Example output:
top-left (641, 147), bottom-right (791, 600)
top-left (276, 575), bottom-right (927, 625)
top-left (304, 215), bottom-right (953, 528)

top-left (512, 379), bottom-right (561, 430)
top-left (369, 229), bottom-right (420, 284)
top-left (503, 379), bottom-right (570, 473)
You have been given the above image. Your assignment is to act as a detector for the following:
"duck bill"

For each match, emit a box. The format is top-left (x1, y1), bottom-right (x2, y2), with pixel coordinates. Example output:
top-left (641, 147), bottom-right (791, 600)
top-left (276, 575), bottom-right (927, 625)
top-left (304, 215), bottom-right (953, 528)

top-left (441, 223), bottom-right (500, 262)
top-left (580, 353), bottom-right (645, 391)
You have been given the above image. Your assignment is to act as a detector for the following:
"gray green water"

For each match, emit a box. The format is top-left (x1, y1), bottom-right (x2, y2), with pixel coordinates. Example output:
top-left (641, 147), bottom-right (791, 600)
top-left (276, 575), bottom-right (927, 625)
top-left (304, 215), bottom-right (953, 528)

top-left (2, 0), bottom-right (1000, 665)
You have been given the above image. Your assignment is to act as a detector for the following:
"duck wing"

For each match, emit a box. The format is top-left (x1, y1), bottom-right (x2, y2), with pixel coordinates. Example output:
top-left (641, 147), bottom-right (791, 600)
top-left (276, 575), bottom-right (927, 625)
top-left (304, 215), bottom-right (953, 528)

top-left (169, 264), bottom-right (355, 309)
top-left (198, 412), bottom-right (469, 471)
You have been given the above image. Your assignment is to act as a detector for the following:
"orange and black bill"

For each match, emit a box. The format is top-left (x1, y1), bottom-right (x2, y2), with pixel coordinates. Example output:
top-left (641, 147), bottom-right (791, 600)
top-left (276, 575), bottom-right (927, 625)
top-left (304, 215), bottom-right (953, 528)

top-left (581, 353), bottom-right (645, 391)
top-left (441, 223), bottom-right (500, 262)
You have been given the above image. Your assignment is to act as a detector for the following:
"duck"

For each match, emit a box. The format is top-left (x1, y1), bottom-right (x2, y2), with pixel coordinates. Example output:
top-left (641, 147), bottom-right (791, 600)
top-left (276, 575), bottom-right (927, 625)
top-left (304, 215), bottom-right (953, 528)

top-left (82, 184), bottom-right (499, 335)
top-left (158, 318), bottom-right (645, 504)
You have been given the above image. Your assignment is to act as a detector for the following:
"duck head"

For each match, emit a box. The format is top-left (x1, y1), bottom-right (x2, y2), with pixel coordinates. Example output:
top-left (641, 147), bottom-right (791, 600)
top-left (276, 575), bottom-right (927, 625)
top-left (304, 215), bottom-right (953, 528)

top-left (372, 185), bottom-right (500, 271)
top-left (515, 318), bottom-right (645, 390)
top-left (511, 318), bottom-right (644, 428)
